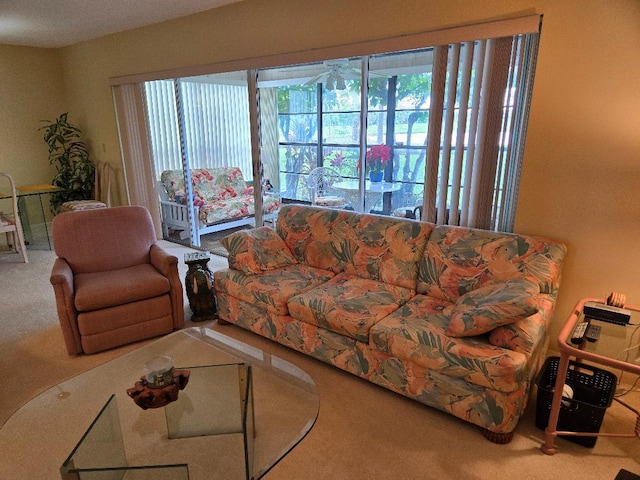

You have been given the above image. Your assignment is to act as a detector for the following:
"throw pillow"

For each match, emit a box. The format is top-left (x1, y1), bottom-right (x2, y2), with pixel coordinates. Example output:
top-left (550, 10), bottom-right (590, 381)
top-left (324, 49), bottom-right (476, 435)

top-left (173, 189), bottom-right (204, 207)
top-left (445, 278), bottom-right (540, 337)
top-left (221, 227), bottom-right (297, 275)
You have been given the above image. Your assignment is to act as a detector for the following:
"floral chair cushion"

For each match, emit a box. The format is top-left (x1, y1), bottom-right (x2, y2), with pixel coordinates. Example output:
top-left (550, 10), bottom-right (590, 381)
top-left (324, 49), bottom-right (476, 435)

top-left (199, 194), bottom-right (279, 225)
top-left (192, 168), bottom-right (247, 201)
top-left (221, 227), bottom-right (297, 275)
top-left (160, 168), bottom-right (281, 224)
top-left (161, 167), bottom-right (248, 202)
top-left (445, 278), bottom-right (540, 337)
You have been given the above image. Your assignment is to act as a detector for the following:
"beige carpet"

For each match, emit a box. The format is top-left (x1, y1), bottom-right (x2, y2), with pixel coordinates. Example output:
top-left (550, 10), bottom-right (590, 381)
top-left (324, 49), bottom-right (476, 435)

top-left (200, 236), bottom-right (229, 258)
top-left (1, 244), bottom-right (639, 479)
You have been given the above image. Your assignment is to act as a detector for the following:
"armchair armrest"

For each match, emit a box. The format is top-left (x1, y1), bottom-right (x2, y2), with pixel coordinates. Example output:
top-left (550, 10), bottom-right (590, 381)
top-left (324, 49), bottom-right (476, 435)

top-left (150, 244), bottom-right (185, 329)
top-left (150, 243), bottom-right (178, 275)
top-left (49, 258), bottom-right (82, 355)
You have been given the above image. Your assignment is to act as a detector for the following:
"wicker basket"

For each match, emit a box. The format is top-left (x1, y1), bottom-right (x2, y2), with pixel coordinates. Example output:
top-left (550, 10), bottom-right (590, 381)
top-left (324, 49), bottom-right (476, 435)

top-left (535, 356), bottom-right (617, 447)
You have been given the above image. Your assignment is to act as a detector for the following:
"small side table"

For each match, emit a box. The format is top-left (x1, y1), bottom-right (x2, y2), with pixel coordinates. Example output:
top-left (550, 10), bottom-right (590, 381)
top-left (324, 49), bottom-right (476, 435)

top-left (2, 184), bottom-right (62, 250)
top-left (184, 252), bottom-right (216, 322)
top-left (541, 297), bottom-right (640, 454)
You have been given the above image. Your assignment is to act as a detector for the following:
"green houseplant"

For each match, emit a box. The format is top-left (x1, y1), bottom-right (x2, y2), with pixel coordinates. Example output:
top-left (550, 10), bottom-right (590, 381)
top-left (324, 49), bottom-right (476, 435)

top-left (40, 113), bottom-right (95, 213)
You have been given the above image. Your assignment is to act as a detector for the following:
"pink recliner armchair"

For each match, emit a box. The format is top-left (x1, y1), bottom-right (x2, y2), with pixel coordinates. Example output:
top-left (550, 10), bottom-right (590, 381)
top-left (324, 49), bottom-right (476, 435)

top-left (50, 206), bottom-right (184, 355)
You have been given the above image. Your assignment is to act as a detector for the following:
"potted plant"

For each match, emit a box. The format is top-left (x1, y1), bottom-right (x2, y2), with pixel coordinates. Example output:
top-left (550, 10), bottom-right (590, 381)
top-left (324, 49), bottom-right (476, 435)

top-left (40, 113), bottom-right (95, 213)
top-left (360, 144), bottom-right (391, 182)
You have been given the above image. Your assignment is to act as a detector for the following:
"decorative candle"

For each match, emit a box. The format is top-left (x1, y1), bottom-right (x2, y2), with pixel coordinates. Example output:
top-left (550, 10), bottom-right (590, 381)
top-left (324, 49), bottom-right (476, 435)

top-left (145, 356), bottom-right (174, 388)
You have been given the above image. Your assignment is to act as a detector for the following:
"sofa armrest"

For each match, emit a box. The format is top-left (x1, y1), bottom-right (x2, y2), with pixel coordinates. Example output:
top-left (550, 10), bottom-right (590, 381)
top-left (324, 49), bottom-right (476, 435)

top-left (150, 244), bottom-right (185, 329)
top-left (50, 257), bottom-right (82, 355)
top-left (488, 295), bottom-right (555, 358)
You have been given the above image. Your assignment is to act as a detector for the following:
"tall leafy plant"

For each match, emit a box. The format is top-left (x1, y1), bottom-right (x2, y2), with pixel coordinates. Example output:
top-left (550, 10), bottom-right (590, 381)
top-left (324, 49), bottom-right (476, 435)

top-left (40, 113), bottom-right (95, 213)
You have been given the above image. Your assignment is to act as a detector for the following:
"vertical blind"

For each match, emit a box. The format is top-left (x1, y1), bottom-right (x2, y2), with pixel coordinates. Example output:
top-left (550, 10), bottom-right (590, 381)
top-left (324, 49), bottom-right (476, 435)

top-left (144, 80), bottom-right (253, 181)
top-left (422, 32), bottom-right (538, 231)
top-left (111, 15), bottom-right (541, 245)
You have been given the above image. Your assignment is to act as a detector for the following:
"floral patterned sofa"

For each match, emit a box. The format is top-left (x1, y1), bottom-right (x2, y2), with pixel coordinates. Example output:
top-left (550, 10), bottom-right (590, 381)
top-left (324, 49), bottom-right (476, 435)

top-left (158, 167), bottom-right (280, 246)
top-left (213, 205), bottom-right (566, 443)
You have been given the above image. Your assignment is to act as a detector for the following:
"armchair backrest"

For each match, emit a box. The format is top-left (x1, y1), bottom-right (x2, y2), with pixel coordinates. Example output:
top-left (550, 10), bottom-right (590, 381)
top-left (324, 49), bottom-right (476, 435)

top-left (52, 206), bottom-right (157, 274)
top-left (307, 167), bottom-right (342, 201)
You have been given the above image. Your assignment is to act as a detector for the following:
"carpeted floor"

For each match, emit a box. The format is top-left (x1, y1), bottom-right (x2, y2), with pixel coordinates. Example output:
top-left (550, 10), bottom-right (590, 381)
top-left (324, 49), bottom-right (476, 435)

top-left (200, 236), bottom-right (229, 258)
top-left (1, 244), bottom-right (640, 479)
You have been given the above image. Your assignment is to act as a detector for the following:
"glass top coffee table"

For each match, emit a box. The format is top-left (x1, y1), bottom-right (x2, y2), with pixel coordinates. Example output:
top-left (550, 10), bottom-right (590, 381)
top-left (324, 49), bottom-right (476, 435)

top-left (0, 327), bottom-right (319, 479)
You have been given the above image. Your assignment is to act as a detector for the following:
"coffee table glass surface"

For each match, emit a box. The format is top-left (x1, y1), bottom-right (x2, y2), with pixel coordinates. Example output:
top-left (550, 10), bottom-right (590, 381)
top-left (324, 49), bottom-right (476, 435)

top-left (0, 327), bottom-right (319, 479)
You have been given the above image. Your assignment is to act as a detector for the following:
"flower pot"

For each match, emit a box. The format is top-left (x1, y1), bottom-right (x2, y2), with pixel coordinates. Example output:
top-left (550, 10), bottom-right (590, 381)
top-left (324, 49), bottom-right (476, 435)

top-left (369, 171), bottom-right (383, 182)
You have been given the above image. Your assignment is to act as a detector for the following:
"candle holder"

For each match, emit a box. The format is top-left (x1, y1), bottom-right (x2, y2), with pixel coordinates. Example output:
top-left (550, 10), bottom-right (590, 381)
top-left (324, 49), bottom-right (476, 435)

top-left (126, 356), bottom-right (190, 410)
top-left (145, 356), bottom-right (174, 388)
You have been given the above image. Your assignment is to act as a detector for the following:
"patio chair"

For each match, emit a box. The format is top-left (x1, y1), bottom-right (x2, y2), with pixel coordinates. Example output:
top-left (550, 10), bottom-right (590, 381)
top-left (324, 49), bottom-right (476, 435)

top-left (307, 167), bottom-right (348, 209)
top-left (0, 173), bottom-right (28, 263)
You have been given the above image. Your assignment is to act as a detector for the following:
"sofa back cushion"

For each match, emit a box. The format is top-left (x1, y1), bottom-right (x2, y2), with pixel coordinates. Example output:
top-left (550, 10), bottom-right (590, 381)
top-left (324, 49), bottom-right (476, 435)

top-left (276, 205), bottom-right (353, 274)
top-left (417, 225), bottom-right (566, 303)
top-left (276, 205), bottom-right (433, 289)
top-left (221, 226), bottom-right (297, 274)
top-left (160, 167), bottom-right (248, 204)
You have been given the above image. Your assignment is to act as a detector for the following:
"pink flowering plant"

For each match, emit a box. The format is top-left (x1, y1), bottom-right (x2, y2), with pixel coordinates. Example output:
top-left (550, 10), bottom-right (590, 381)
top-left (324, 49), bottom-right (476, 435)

top-left (325, 151), bottom-right (344, 167)
top-left (365, 144), bottom-right (391, 173)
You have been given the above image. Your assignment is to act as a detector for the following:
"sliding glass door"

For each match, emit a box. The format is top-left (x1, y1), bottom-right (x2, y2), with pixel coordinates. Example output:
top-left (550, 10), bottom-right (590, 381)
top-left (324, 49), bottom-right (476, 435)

top-left (112, 16), bottom-right (541, 246)
top-left (144, 72), bottom-right (260, 246)
top-left (259, 32), bottom-right (538, 230)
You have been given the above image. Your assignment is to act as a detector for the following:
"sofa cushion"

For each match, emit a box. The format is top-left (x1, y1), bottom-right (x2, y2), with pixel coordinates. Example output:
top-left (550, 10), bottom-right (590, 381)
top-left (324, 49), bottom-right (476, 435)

top-left (417, 225), bottom-right (566, 303)
top-left (74, 264), bottom-right (170, 311)
top-left (276, 206), bottom-right (354, 274)
top-left (199, 194), bottom-right (280, 224)
top-left (192, 167), bottom-right (247, 201)
top-left (287, 272), bottom-right (415, 343)
top-left (276, 205), bottom-right (432, 288)
top-left (342, 212), bottom-right (433, 289)
top-left (161, 167), bottom-right (247, 202)
top-left (213, 264), bottom-right (334, 315)
top-left (221, 227), bottom-right (297, 275)
top-left (314, 195), bottom-right (347, 207)
top-left (445, 279), bottom-right (540, 337)
top-left (369, 294), bottom-right (529, 392)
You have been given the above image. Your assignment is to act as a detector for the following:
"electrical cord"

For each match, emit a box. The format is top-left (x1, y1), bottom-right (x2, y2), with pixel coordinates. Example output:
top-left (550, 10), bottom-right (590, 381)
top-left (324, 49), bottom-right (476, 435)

top-left (607, 291), bottom-right (640, 397)
top-left (615, 373), bottom-right (640, 397)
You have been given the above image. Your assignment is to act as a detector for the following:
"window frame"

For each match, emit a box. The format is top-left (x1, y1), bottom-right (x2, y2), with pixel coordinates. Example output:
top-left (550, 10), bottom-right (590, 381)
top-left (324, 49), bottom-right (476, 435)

top-left (111, 15), bottom-right (542, 238)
